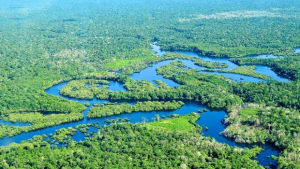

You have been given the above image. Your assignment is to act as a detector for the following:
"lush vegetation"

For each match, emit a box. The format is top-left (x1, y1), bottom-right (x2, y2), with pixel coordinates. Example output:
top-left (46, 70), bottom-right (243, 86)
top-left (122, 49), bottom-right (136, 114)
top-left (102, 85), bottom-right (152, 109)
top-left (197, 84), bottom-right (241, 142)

top-left (231, 56), bottom-right (300, 80)
top-left (145, 113), bottom-right (201, 132)
top-left (59, 60), bottom-right (299, 110)
top-left (222, 104), bottom-right (300, 168)
top-left (0, 111), bottom-right (84, 138)
top-left (217, 66), bottom-right (270, 80)
top-left (232, 81), bottom-right (299, 109)
top-left (1, 0), bottom-right (300, 113)
top-left (88, 101), bottom-right (184, 118)
top-left (0, 114), bottom-right (264, 168)
top-left (0, 0), bottom-right (300, 168)
top-left (59, 75), bottom-right (242, 109)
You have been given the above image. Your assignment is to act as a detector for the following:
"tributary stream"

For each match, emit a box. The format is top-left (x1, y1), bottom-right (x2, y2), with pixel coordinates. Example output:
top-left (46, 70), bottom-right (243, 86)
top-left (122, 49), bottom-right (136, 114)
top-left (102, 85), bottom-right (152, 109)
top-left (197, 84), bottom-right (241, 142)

top-left (1, 44), bottom-right (291, 167)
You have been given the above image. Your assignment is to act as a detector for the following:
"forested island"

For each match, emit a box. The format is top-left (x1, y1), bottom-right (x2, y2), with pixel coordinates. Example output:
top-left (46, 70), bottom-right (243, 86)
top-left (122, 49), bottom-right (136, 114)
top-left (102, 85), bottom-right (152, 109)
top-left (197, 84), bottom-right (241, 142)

top-left (0, 0), bottom-right (299, 168)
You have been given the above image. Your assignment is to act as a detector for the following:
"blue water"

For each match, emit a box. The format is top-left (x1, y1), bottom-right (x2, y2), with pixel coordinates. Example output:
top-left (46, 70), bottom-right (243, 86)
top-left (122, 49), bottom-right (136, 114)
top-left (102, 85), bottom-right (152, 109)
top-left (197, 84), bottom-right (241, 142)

top-left (152, 43), bottom-right (290, 82)
top-left (130, 60), bottom-right (180, 87)
top-left (295, 48), bottom-right (300, 54)
top-left (0, 44), bottom-right (284, 167)
top-left (0, 120), bottom-right (31, 127)
top-left (0, 78), bottom-right (279, 167)
top-left (255, 65), bottom-right (289, 82)
top-left (72, 130), bottom-right (86, 142)
top-left (179, 51), bottom-right (239, 69)
top-left (204, 71), bottom-right (264, 82)
top-left (108, 81), bottom-right (126, 91)
top-left (198, 111), bottom-right (278, 167)
top-left (151, 43), bottom-right (166, 56)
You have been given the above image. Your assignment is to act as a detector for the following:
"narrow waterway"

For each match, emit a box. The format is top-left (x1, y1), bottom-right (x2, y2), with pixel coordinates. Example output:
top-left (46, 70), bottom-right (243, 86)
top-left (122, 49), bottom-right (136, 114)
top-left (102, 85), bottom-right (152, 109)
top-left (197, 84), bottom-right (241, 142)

top-left (1, 81), bottom-right (278, 166)
top-left (1, 44), bottom-right (291, 167)
top-left (152, 43), bottom-right (289, 82)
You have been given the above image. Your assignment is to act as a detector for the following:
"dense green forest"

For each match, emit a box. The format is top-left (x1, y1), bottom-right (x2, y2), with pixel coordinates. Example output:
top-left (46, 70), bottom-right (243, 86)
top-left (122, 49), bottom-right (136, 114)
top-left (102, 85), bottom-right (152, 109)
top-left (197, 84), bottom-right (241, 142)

top-left (230, 56), bottom-right (300, 80)
top-left (88, 101), bottom-right (184, 118)
top-left (1, 0), bottom-right (300, 112)
top-left (222, 105), bottom-right (300, 168)
top-left (0, 114), bottom-right (265, 168)
top-left (216, 66), bottom-right (270, 80)
top-left (0, 0), bottom-right (300, 168)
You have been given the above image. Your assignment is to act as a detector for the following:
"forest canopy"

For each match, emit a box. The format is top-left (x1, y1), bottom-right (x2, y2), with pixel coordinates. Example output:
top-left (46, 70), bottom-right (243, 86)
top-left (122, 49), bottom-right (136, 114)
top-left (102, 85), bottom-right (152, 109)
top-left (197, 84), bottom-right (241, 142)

top-left (0, 0), bottom-right (299, 168)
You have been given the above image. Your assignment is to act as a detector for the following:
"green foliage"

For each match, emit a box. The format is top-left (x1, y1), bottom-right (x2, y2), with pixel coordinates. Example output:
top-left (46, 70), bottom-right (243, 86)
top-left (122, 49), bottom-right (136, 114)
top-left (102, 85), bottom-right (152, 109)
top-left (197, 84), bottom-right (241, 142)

top-left (0, 0), bottom-right (299, 167)
top-left (218, 66), bottom-right (270, 80)
top-left (239, 108), bottom-right (260, 117)
top-left (60, 80), bottom-right (95, 99)
top-left (50, 127), bottom-right (77, 143)
top-left (103, 55), bottom-right (157, 69)
top-left (193, 57), bottom-right (228, 69)
top-left (0, 115), bottom-right (263, 169)
top-left (60, 67), bottom-right (242, 109)
top-left (222, 104), bottom-right (300, 168)
top-left (88, 101), bottom-right (185, 118)
top-left (231, 56), bottom-right (300, 80)
top-left (0, 112), bottom-right (84, 138)
top-left (145, 113), bottom-right (201, 132)
top-left (233, 81), bottom-right (299, 109)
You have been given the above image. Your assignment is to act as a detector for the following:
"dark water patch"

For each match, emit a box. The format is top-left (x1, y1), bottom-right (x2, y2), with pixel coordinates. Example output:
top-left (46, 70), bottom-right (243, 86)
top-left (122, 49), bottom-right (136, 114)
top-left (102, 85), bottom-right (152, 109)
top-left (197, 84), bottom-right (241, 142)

top-left (108, 81), bottom-right (126, 91)
top-left (72, 130), bottom-right (86, 142)
top-left (62, 18), bottom-right (77, 22)
top-left (76, 32), bottom-right (87, 38)
top-left (51, 29), bottom-right (66, 34)
top-left (0, 119), bottom-right (31, 127)
top-left (197, 111), bottom-right (279, 167)
top-left (11, 18), bottom-right (27, 21)
top-left (255, 144), bottom-right (279, 168)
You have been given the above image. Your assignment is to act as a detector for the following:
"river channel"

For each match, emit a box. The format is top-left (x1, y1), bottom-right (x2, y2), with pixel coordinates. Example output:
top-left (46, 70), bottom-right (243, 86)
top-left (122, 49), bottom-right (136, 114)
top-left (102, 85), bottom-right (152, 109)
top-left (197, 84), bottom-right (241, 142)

top-left (1, 44), bottom-right (291, 167)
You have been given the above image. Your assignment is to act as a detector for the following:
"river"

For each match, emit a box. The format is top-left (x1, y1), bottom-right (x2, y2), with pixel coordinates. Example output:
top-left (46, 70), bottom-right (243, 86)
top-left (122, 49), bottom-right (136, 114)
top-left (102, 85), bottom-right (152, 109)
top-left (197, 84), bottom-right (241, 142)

top-left (1, 44), bottom-right (291, 167)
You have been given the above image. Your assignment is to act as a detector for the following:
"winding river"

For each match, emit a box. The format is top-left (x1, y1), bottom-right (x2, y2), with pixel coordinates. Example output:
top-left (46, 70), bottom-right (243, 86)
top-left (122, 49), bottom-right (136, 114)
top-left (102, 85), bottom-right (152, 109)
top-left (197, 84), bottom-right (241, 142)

top-left (1, 44), bottom-right (291, 167)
